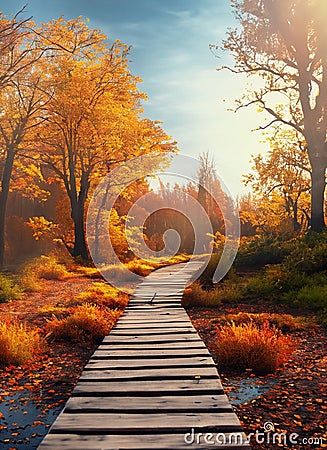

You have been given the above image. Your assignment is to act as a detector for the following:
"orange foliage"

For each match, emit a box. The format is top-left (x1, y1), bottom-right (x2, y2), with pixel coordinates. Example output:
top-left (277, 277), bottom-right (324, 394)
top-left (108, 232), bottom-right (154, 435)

top-left (214, 321), bottom-right (294, 375)
top-left (46, 303), bottom-right (120, 344)
top-left (0, 320), bottom-right (44, 367)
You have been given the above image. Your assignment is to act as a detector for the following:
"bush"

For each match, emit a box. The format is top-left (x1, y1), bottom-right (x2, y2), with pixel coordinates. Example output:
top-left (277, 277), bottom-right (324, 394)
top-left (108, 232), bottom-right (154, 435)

top-left (46, 303), bottom-right (120, 344)
top-left (283, 230), bottom-right (327, 274)
top-left (101, 264), bottom-right (137, 283)
top-left (20, 256), bottom-right (70, 291)
top-left (19, 269), bottom-right (42, 292)
top-left (235, 234), bottom-right (291, 268)
top-left (217, 312), bottom-right (309, 333)
top-left (75, 282), bottom-right (128, 310)
top-left (183, 282), bottom-right (222, 307)
top-left (0, 274), bottom-right (23, 303)
top-left (72, 265), bottom-right (101, 279)
top-left (244, 266), bottom-right (319, 299)
top-left (214, 321), bottom-right (294, 375)
top-left (317, 309), bottom-right (327, 328)
top-left (282, 284), bottom-right (327, 311)
top-left (191, 230), bottom-right (327, 317)
top-left (126, 260), bottom-right (157, 277)
top-left (244, 268), bottom-right (281, 299)
top-left (0, 320), bottom-right (44, 367)
top-left (182, 282), bottom-right (242, 308)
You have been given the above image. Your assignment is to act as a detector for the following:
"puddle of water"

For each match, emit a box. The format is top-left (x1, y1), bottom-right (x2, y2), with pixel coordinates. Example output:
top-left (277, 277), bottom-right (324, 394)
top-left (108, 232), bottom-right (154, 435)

top-left (222, 376), bottom-right (277, 405)
top-left (0, 390), bottom-right (64, 449)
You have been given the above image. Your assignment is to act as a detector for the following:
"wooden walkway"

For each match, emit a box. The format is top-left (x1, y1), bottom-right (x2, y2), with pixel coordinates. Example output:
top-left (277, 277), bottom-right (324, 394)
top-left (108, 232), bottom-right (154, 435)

top-left (39, 260), bottom-right (250, 449)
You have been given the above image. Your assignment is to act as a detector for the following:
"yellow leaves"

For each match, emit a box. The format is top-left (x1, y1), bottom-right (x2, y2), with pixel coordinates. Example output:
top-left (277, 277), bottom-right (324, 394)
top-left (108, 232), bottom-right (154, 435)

top-left (27, 217), bottom-right (58, 241)
top-left (22, 163), bottom-right (44, 181)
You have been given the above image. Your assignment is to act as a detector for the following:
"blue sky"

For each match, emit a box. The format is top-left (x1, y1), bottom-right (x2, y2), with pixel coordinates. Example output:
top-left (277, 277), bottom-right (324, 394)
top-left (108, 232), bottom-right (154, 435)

top-left (1, 0), bottom-right (268, 196)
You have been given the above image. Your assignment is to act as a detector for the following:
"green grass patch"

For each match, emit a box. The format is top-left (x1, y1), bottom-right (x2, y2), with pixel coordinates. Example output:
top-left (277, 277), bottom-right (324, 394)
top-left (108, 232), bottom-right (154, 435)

top-left (182, 281), bottom-right (242, 308)
top-left (0, 274), bottom-right (23, 303)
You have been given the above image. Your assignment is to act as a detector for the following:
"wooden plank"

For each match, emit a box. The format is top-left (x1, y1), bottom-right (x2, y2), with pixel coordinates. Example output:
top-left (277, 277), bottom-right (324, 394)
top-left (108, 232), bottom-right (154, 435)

top-left (119, 318), bottom-right (190, 323)
top-left (72, 379), bottom-right (224, 395)
top-left (128, 304), bottom-right (183, 308)
top-left (50, 412), bottom-right (243, 433)
top-left (85, 357), bottom-right (215, 368)
top-left (130, 296), bottom-right (183, 300)
top-left (102, 334), bottom-right (201, 344)
top-left (113, 322), bottom-right (193, 329)
top-left (129, 298), bottom-right (183, 301)
top-left (65, 394), bottom-right (233, 412)
top-left (122, 310), bottom-right (189, 316)
top-left (121, 314), bottom-right (189, 319)
top-left (118, 317), bottom-right (190, 322)
top-left (128, 302), bottom-right (185, 306)
top-left (79, 366), bottom-right (218, 381)
top-left (108, 329), bottom-right (197, 335)
top-left (130, 295), bottom-right (183, 299)
top-left (92, 348), bottom-right (210, 358)
top-left (125, 301), bottom-right (181, 314)
top-left (116, 322), bottom-right (190, 326)
top-left (117, 320), bottom-right (191, 325)
top-left (39, 432), bottom-right (250, 449)
top-left (97, 342), bottom-right (206, 349)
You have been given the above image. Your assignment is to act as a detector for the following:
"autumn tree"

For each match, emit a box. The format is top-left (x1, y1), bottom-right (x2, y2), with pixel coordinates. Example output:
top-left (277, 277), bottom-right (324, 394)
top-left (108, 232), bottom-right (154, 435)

top-left (196, 151), bottom-right (229, 233)
top-left (34, 22), bottom-right (175, 260)
top-left (0, 7), bottom-right (34, 89)
top-left (215, 0), bottom-right (327, 231)
top-left (0, 13), bottom-right (105, 266)
top-left (244, 129), bottom-right (311, 231)
top-left (0, 18), bottom-right (49, 266)
top-left (238, 192), bottom-right (292, 234)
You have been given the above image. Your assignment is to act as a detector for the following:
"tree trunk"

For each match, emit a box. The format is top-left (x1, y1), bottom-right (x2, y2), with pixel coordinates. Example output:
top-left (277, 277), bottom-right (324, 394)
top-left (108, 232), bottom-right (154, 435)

top-left (310, 158), bottom-right (326, 232)
top-left (0, 148), bottom-right (15, 267)
top-left (291, 201), bottom-right (301, 233)
top-left (94, 181), bottom-right (111, 263)
top-left (72, 201), bottom-right (89, 260)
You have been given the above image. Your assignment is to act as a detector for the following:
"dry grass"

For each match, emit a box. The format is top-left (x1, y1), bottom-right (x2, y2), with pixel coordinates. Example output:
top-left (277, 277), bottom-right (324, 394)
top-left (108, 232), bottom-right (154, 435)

top-left (46, 303), bottom-right (120, 344)
top-left (75, 282), bottom-right (129, 310)
top-left (20, 256), bottom-right (70, 292)
top-left (214, 321), bottom-right (294, 375)
top-left (182, 282), bottom-right (242, 307)
top-left (216, 312), bottom-right (311, 333)
top-left (182, 282), bottom-right (221, 307)
top-left (71, 265), bottom-right (101, 279)
top-left (126, 260), bottom-right (157, 277)
top-left (0, 320), bottom-right (44, 367)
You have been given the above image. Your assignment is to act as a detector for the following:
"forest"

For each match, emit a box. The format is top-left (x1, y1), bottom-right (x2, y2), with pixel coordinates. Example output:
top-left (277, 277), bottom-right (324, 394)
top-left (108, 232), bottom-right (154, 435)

top-left (0, 1), bottom-right (326, 449)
